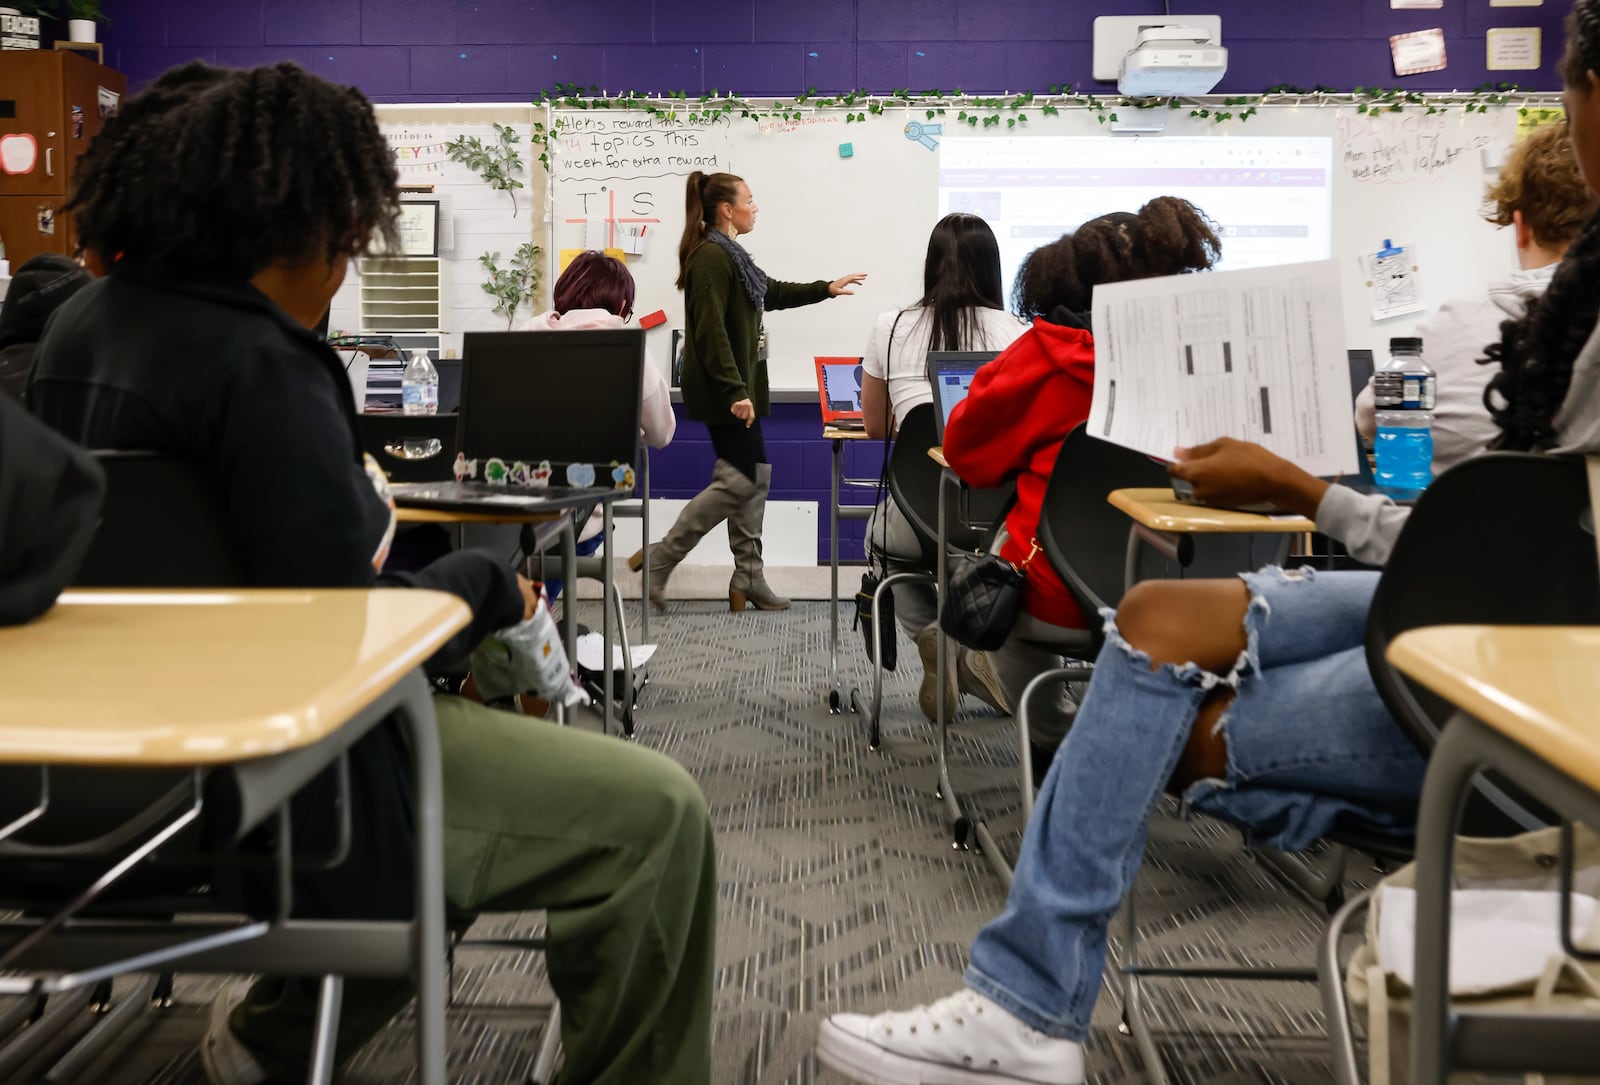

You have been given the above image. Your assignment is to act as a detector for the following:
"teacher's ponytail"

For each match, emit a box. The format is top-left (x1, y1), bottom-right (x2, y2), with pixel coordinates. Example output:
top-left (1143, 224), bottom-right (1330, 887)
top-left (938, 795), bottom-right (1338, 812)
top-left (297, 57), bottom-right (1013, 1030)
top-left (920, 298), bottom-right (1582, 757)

top-left (676, 170), bottom-right (745, 289)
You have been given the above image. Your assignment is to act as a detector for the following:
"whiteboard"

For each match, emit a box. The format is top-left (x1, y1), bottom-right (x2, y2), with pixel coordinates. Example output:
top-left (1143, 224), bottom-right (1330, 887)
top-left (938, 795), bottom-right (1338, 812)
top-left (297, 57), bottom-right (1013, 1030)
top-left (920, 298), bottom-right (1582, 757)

top-left (548, 99), bottom-right (1558, 391)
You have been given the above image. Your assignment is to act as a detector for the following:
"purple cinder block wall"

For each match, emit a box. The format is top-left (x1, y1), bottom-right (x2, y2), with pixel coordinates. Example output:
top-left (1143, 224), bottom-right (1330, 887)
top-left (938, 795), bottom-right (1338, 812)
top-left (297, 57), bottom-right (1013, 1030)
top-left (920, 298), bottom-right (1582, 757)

top-left (98, 0), bottom-right (1573, 561)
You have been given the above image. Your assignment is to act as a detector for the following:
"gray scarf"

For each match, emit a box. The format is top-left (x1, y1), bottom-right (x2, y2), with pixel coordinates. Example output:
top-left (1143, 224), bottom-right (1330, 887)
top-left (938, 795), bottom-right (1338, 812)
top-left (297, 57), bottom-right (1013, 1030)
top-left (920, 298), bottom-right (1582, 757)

top-left (704, 229), bottom-right (768, 312)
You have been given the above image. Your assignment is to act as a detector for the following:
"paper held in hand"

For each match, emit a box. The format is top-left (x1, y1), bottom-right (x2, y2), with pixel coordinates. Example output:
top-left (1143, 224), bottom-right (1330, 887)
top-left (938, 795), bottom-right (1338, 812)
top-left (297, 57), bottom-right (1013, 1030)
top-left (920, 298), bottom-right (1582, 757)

top-left (1087, 259), bottom-right (1360, 478)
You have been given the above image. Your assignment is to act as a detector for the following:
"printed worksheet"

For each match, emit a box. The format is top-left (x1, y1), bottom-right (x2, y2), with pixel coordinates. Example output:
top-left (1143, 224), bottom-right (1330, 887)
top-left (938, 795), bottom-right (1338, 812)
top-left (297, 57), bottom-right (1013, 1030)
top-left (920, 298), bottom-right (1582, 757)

top-left (1088, 259), bottom-right (1359, 477)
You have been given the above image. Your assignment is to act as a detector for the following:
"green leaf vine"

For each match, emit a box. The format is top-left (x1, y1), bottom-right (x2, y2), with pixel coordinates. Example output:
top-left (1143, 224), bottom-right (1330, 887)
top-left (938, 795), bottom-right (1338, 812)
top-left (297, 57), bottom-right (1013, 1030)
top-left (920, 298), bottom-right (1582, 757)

top-left (478, 242), bottom-right (542, 329)
top-left (445, 122), bottom-right (527, 217)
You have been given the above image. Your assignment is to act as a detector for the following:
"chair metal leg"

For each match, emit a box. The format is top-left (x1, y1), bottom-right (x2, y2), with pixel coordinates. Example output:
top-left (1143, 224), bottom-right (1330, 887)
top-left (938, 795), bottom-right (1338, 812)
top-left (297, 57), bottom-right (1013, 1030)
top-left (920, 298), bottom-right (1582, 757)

top-left (394, 671), bottom-right (448, 1085)
top-left (860, 570), bottom-right (934, 750)
top-left (1320, 890), bottom-right (1372, 1085)
top-left (527, 1002), bottom-right (561, 1085)
top-left (308, 975), bottom-right (343, 1085)
top-left (608, 576), bottom-right (635, 738)
top-left (1120, 872), bottom-right (1170, 1085)
top-left (1016, 665), bottom-right (1091, 823)
top-left (0, 985), bottom-right (95, 1082)
top-left (44, 972), bottom-right (160, 1083)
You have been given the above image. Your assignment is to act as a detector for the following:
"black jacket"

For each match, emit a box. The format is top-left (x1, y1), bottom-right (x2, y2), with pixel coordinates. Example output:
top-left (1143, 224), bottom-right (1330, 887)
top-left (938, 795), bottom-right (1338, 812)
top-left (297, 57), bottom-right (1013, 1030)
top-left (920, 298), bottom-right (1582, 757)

top-left (0, 391), bottom-right (103, 624)
top-left (28, 268), bottom-right (523, 916)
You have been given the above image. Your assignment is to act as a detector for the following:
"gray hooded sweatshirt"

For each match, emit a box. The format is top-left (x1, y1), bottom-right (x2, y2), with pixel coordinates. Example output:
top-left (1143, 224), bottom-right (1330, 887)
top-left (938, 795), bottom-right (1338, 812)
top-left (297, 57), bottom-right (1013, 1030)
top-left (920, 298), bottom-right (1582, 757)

top-left (1353, 263), bottom-right (1556, 474)
top-left (1321, 312), bottom-right (1600, 565)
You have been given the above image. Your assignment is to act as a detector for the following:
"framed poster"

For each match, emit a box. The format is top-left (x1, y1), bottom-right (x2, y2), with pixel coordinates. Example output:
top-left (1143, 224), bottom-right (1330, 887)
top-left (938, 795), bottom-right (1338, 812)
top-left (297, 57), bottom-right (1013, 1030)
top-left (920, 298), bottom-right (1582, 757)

top-left (372, 199), bottom-right (441, 258)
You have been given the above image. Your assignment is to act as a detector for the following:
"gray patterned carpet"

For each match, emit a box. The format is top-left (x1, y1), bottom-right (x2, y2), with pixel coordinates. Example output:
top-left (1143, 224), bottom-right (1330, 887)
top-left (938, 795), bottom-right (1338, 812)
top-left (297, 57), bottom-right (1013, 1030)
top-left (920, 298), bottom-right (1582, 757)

top-left (7, 600), bottom-right (1376, 1084)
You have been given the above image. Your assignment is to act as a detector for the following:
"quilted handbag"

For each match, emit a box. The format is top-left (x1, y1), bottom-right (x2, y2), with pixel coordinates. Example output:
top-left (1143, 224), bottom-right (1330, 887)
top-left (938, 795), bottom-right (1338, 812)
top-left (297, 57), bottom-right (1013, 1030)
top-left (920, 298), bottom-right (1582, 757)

top-left (939, 538), bottom-right (1039, 651)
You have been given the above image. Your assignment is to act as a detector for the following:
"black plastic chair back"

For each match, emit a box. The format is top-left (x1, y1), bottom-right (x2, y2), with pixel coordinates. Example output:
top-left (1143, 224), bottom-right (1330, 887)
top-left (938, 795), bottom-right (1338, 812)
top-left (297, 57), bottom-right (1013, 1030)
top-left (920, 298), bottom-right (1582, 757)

top-left (357, 412), bottom-right (460, 483)
top-left (1, 452), bottom-right (247, 898)
top-left (1366, 452), bottom-right (1600, 835)
top-left (1036, 425), bottom-right (1171, 624)
top-left (72, 452), bottom-right (246, 588)
top-left (886, 403), bottom-right (1010, 568)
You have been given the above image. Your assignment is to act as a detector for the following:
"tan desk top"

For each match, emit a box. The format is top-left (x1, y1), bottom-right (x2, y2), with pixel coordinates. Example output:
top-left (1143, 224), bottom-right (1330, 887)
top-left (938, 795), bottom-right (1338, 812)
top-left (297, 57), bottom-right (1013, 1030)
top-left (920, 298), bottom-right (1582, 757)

top-left (0, 589), bottom-right (470, 766)
top-left (1107, 488), bottom-right (1315, 534)
top-left (1389, 625), bottom-right (1600, 795)
top-left (824, 425), bottom-right (874, 441)
top-left (396, 506), bottom-right (561, 526)
top-left (929, 446), bottom-right (949, 469)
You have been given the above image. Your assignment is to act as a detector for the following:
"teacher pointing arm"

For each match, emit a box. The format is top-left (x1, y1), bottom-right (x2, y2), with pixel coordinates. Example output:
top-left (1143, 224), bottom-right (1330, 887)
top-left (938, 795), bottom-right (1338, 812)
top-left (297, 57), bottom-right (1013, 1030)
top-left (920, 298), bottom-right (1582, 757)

top-left (640, 170), bottom-right (865, 613)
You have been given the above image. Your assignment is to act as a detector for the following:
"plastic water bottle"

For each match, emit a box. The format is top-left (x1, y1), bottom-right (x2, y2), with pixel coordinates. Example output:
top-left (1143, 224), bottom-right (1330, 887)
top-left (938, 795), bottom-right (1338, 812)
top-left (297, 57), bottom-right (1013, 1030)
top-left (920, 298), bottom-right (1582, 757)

top-left (1372, 336), bottom-right (1436, 500)
top-left (401, 349), bottom-right (439, 416)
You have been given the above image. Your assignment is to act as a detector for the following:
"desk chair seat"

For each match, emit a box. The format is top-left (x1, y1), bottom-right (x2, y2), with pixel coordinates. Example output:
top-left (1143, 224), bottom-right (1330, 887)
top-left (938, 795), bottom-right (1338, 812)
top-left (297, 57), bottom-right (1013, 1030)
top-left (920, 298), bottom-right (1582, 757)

top-left (0, 451), bottom-right (508, 1085)
top-left (855, 404), bottom-right (1012, 749)
top-left (1315, 451), bottom-right (1600, 1085)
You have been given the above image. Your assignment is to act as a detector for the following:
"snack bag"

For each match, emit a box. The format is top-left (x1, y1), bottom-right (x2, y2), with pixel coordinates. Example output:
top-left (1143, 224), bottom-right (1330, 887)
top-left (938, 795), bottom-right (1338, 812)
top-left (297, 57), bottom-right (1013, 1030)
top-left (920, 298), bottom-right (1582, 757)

top-left (468, 585), bottom-right (588, 709)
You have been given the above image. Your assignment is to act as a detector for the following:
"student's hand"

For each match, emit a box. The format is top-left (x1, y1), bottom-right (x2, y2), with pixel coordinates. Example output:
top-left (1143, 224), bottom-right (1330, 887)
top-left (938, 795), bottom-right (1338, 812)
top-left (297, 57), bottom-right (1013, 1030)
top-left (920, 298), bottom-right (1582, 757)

top-left (516, 574), bottom-right (541, 622)
top-left (1167, 437), bottom-right (1329, 518)
top-left (828, 273), bottom-right (867, 297)
top-left (730, 398), bottom-right (756, 427)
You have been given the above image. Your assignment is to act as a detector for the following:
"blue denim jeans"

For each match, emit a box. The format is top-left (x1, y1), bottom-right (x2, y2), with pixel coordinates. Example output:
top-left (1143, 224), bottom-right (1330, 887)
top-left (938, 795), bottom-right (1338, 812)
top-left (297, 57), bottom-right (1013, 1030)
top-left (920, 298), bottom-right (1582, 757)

top-left (964, 567), bottom-right (1425, 1040)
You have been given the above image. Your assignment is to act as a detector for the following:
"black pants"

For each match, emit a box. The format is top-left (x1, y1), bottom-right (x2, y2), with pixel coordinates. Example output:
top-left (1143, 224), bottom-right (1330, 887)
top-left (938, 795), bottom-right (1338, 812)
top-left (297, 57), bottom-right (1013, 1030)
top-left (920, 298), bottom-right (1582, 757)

top-left (707, 419), bottom-right (766, 482)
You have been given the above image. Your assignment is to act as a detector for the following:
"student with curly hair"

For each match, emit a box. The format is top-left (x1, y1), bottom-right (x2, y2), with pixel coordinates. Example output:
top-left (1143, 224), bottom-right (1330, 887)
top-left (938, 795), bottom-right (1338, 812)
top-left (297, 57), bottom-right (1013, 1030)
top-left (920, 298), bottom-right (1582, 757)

top-left (943, 198), bottom-right (1221, 768)
top-left (819, 9), bottom-right (1600, 1080)
top-left (1354, 120), bottom-right (1596, 471)
top-left (27, 62), bottom-right (714, 1085)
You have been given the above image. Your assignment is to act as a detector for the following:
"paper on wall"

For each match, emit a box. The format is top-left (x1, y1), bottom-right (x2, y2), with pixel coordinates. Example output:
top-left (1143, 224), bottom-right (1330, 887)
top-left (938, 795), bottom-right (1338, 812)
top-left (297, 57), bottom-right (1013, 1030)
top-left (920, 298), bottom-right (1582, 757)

top-left (1087, 260), bottom-right (1358, 477)
top-left (1390, 0), bottom-right (1442, 8)
top-left (1360, 243), bottom-right (1427, 321)
top-left (1390, 27), bottom-right (1448, 76)
top-left (1487, 27), bottom-right (1542, 71)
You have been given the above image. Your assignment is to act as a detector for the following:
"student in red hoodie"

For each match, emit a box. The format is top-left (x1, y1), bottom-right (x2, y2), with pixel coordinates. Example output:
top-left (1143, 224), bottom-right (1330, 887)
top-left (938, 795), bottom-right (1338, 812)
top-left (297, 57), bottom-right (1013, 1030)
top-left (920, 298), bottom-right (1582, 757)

top-left (942, 198), bottom-right (1221, 776)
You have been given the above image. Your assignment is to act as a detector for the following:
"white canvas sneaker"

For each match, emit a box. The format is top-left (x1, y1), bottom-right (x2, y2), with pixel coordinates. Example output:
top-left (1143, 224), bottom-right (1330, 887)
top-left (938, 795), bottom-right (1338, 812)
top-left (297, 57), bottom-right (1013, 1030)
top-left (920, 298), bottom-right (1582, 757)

top-left (816, 988), bottom-right (1085, 1085)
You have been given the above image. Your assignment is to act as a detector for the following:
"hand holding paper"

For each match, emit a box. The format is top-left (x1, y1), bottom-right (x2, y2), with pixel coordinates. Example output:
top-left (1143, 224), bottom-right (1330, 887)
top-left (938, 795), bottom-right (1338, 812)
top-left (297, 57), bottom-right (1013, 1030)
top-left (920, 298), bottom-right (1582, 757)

top-left (1087, 259), bottom-right (1359, 478)
top-left (1169, 438), bottom-right (1331, 519)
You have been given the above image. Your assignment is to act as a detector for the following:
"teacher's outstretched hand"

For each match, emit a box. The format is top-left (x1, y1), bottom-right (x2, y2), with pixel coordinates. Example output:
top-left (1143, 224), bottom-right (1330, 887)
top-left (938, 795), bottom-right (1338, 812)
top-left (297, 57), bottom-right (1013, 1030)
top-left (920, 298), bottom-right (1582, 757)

top-left (829, 273), bottom-right (868, 296)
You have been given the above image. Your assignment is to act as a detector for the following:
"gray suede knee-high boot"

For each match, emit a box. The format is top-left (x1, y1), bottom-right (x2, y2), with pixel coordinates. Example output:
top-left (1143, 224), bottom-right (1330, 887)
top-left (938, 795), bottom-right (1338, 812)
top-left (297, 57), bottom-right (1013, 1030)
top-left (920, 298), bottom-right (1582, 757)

top-left (645, 459), bottom-right (745, 612)
top-left (726, 463), bottom-right (791, 612)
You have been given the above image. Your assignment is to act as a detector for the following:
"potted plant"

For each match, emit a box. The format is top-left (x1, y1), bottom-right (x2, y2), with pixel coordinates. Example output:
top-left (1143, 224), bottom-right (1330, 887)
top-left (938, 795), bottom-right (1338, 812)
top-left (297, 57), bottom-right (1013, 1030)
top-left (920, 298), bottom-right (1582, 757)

top-left (0, 0), bottom-right (44, 50)
top-left (59, 0), bottom-right (103, 44)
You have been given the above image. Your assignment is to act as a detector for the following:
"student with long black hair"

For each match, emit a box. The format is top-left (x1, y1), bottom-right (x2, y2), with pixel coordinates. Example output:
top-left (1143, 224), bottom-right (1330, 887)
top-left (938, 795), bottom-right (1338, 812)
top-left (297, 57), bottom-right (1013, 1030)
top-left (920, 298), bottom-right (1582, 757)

top-left (641, 171), bottom-right (865, 612)
top-left (26, 62), bottom-right (715, 1085)
top-left (860, 212), bottom-right (1027, 719)
top-left (818, 7), bottom-right (1600, 1079)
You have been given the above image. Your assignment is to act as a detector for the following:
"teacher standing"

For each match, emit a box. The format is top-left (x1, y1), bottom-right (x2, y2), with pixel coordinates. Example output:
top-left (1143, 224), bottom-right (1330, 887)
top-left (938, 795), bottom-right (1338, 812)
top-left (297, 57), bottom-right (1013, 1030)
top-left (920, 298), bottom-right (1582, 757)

top-left (642, 171), bottom-right (866, 612)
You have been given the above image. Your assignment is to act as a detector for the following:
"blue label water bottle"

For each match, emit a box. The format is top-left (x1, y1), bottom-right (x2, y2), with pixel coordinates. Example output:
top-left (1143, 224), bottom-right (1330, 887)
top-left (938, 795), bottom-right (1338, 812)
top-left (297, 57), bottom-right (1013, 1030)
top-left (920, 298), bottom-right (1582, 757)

top-left (1372, 336), bottom-right (1435, 500)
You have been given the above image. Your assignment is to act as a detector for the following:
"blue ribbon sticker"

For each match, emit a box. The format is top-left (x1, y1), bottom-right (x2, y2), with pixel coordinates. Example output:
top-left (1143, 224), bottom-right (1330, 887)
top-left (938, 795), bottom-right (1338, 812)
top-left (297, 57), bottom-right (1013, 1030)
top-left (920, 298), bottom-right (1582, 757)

top-left (905, 121), bottom-right (941, 151)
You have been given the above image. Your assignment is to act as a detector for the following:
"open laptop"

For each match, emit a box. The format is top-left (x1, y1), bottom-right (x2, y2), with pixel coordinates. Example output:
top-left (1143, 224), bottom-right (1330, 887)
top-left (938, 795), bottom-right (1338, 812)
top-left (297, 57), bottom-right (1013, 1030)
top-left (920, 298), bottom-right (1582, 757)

top-left (815, 356), bottom-right (865, 429)
top-left (388, 329), bottom-right (644, 513)
top-left (926, 351), bottom-right (997, 441)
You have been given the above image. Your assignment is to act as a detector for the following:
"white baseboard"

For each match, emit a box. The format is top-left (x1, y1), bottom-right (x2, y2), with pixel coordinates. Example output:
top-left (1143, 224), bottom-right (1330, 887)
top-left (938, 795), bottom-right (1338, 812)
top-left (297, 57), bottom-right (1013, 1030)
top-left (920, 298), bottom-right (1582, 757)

top-left (608, 498), bottom-right (818, 567)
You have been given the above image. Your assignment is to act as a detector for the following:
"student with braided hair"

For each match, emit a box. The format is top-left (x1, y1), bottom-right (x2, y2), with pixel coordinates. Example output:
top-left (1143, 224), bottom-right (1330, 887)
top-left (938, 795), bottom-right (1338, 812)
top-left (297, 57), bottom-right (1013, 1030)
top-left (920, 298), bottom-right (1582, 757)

top-left (27, 62), bottom-right (714, 1085)
top-left (818, 7), bottom-right (1600, 1081)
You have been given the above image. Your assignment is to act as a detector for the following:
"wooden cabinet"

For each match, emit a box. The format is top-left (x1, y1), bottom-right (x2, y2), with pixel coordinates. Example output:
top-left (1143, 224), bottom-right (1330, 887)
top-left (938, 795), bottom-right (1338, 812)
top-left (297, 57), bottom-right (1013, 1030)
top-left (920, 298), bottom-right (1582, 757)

top-left (0, 50), bottom-right (125, 262)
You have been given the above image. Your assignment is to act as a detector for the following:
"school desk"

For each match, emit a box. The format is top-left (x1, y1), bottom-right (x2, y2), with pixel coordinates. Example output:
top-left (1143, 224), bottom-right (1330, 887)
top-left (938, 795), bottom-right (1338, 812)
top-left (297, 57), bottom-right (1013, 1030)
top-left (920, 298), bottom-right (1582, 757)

top-left (0, 588), bottom-right (469, 1085)
top-left (1390, 625), bottom-right (1600, 1085)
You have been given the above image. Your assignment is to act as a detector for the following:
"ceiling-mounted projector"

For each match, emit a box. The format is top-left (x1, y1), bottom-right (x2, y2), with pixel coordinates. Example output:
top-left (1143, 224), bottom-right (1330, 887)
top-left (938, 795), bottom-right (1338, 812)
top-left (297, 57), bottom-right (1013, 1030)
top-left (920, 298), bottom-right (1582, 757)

top-left (1092, 15), bottom-right (1227, 97)
top-left (1120, 26), bottom-right (1227, 95)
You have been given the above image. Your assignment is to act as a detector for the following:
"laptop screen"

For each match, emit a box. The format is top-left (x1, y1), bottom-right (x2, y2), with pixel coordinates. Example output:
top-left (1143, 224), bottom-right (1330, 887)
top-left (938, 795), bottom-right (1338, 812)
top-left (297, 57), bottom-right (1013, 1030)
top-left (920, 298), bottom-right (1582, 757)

top-left (459, 330), bottom-right (644, 474)
top-left (818, 359), bottom-right (865, 416)
top-left (927, 351), bottom-right (997, 438)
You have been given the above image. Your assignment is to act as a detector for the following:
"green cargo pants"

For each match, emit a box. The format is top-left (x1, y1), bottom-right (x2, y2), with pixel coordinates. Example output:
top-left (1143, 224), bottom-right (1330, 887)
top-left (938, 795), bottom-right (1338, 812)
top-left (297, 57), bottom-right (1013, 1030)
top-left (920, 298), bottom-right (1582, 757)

top-left (230, 695), bottom-right (716, 1084)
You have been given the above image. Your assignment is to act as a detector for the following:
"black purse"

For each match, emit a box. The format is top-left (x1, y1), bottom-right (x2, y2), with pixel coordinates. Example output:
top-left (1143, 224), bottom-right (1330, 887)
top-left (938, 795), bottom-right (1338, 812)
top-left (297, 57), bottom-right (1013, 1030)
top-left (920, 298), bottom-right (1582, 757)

top-left (939, 537), bottom-right (1039, 651)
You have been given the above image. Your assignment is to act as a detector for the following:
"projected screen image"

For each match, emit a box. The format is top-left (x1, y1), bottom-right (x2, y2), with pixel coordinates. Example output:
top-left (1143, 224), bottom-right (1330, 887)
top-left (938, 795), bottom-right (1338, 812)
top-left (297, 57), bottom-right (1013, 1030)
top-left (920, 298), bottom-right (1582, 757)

top-left (938, 136), bottom-right (1333, 300)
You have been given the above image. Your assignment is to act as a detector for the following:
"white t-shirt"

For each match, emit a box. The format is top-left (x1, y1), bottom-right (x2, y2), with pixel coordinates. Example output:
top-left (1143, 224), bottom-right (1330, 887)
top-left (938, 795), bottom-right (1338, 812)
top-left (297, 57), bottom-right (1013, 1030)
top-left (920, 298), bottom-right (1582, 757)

top-left (861, 306), bottom-right (1028, 431)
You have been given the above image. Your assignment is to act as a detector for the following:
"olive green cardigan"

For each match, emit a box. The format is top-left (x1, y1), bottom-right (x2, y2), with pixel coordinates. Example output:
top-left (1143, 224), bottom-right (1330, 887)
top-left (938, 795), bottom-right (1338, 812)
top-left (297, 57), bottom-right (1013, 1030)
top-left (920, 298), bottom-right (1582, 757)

top-left (679, 240), bottom-right (832, 421)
